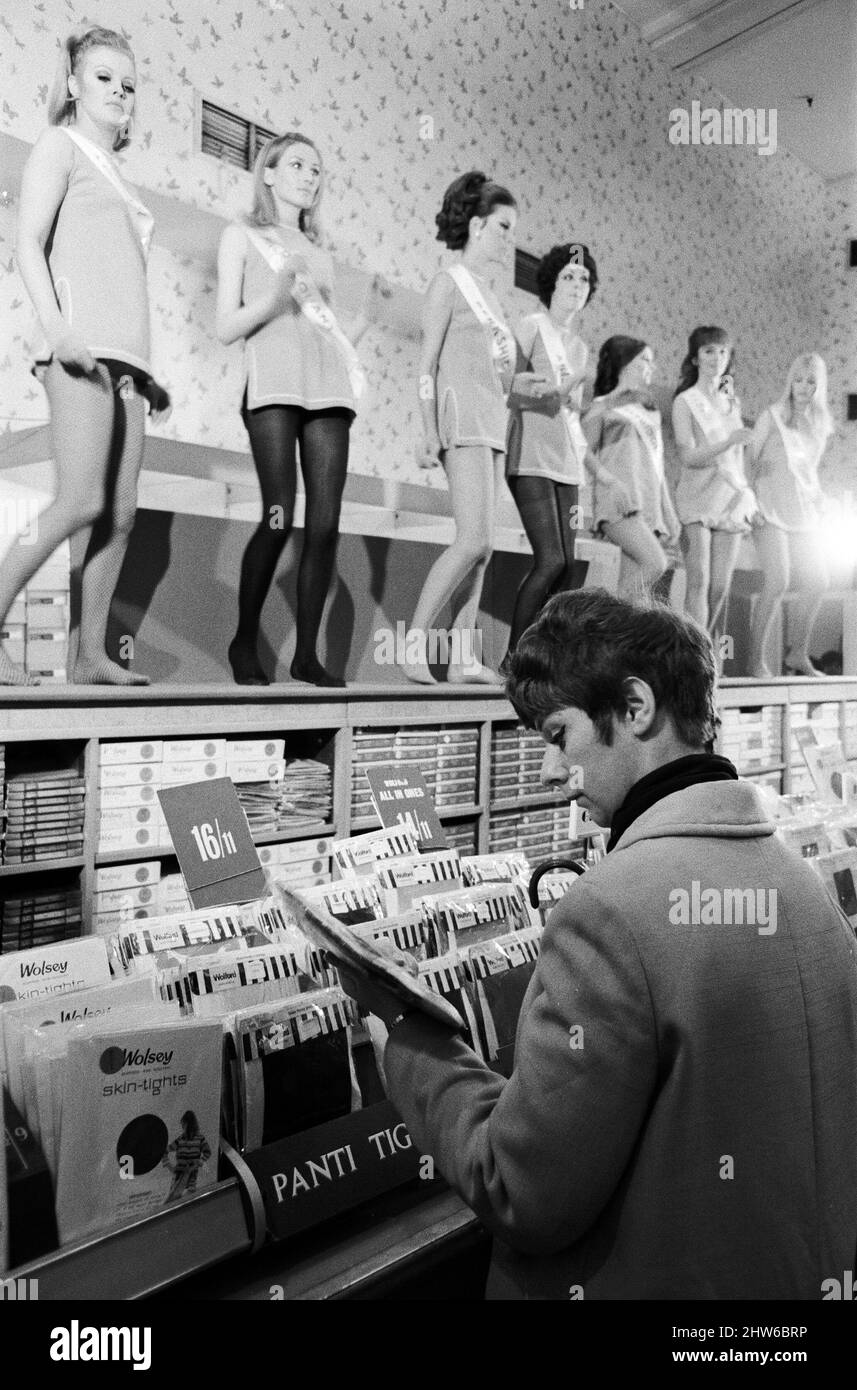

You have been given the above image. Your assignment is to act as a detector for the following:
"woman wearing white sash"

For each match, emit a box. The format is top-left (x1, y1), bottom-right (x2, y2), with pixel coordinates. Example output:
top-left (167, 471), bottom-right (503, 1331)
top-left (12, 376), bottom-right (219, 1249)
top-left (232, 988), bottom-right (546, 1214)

top-left (582, 337), bottom-right (680, 602)
top-left (747, 354), bottom-right (834, 676)
top-left (4, 25), bottom-right (170, 686)
top-left (504, 243), bottom-right (598, 655)
top-left (217, 133), bottom-right (374, 687)
top-left (672, 326), bottom-right (755, 638)
top-left (403, 172), bottom-right (550, 684)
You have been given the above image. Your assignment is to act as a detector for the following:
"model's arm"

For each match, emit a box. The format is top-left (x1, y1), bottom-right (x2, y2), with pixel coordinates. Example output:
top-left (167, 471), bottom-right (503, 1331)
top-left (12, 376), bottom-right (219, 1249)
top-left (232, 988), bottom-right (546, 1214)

top-left (384, 881), bottom-right (657, 1254)
top-left (417, 273), bottom-right (455, 468)
top-left (672, 395), bottom-right (753, 469)
top-left (561, 339), bottom-right (589, 406)
top-left (580, 404), bottom-right (631, 510)
top-left (507, 317), bottom-right (559, 411)
top-left (746, 408), bottom-right (773, 482)
top-left (215, 224), bottom-right (299, 345)
top-left (15, 128), bottom-right (96, 373)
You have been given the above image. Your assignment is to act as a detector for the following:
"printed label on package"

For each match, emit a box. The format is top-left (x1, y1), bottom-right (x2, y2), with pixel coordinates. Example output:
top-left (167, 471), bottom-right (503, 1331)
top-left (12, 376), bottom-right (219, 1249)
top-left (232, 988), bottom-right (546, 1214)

top-left (244, 1100), bottom-right (425, 1240)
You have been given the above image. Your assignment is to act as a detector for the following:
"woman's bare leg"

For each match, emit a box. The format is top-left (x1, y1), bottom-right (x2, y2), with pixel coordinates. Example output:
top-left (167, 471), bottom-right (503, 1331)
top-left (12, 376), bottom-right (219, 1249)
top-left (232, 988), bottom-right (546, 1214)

top-left (447, 450), bottom-right (504, 682)
top-left (784, 529), bottom-right (830, 674)
top-left (682, 522), bottom-right (711, 627)
top-left (602, 516), bottom-right (667, 602)
top-left (750, 524), bottom-right (789, 676)
top-left (708, 531), bottom-right (742, 655)
top-left (402, 444), bottom-right (495, 683)
top-left (73, 381), bottom-right (148, 684)
top-left (0, 362), bottom-right (115, 684)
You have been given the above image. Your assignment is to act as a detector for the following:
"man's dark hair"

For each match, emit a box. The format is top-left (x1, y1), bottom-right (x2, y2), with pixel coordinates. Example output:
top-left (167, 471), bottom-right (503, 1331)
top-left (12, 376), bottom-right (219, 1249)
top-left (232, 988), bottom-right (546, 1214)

top-left (506, 589), bottom-right (718, 748)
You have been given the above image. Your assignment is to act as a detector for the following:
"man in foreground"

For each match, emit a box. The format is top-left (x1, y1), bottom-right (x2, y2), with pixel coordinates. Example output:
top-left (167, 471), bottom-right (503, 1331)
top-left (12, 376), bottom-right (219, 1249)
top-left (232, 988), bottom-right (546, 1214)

top-left (344, 590), bottom-right (857, 1299)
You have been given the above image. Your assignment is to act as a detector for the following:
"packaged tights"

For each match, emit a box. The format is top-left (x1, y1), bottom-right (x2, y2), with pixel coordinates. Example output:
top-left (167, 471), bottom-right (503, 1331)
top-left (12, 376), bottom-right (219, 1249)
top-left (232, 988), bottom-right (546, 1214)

top-left (230, 988), bottom-right (358, 1151)
top-left (466, 927), bottom-right (543, 1077)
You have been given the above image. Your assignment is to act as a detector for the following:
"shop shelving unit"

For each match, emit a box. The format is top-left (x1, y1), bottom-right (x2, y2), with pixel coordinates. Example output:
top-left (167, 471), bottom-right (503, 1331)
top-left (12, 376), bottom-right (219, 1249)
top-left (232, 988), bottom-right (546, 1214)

top-left (3, 674), bottom-right (857, 1298)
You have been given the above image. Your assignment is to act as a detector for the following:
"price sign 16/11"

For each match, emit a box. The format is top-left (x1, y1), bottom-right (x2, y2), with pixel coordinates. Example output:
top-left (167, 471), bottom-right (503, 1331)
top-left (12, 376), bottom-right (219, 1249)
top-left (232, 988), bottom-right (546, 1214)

top-left (158, 777), bottom-right (267, 908)
top-left (190, 818), bottom-right (237, 863)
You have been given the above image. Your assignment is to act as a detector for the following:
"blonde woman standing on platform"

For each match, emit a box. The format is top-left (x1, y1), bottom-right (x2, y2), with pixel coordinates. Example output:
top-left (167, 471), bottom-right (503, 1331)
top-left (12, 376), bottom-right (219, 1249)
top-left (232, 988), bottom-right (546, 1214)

top-left (403, 171), bottom-right (549, 685)
top-left (672, 326), bottom-right (755, 637)
top-left (217, 133), bottom-right (373, 688)
top-left (3, 24), bottom-right (170, 686)
top-left (748, 353), bottom-right (834, 676)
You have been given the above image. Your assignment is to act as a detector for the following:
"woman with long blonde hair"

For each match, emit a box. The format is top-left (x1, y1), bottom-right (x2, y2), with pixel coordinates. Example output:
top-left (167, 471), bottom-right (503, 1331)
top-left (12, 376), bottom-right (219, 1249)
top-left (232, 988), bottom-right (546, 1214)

top-left (216, 132), bottom-right (372, 686)
top-left (748, 352), bottom-right (835, 676)
top-left (4, 23), bottom-right (170, 685)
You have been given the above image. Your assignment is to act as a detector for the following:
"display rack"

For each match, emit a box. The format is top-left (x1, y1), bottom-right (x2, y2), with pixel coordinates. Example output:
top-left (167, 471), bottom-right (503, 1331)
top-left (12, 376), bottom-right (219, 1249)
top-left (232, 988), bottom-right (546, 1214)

top-left (3, 674), bottom-right (857, 1299)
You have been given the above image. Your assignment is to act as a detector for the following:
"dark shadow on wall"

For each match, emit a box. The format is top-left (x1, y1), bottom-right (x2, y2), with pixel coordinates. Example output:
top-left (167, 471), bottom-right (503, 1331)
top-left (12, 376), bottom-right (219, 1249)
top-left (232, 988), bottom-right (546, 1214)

top-left (108, 509), bottom-right (531, 684)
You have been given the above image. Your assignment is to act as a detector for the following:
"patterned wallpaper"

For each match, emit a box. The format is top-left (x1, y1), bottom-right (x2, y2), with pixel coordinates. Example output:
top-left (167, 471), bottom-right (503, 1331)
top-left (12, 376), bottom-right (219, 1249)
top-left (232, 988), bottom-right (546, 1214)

top-left (0, 0), bottom-right (851, 491)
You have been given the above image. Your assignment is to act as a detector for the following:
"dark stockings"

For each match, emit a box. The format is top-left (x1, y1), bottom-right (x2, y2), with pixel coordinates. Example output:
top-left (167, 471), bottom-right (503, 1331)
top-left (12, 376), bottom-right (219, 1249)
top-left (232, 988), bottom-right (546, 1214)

top-left (232, 404), bottom-right (350, 686)
top-left (507, 477), bottom-right (580, 653)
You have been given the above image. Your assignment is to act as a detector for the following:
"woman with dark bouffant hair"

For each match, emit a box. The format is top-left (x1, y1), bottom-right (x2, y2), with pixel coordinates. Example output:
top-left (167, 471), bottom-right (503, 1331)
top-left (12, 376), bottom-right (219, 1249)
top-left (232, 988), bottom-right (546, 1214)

top-left (6, 24), bottom-right (171, 686)
top-left (581, 336), bottom-right (680, 603)
top-left (672, 326), bottom-right (755, 636)
top-left (504, 242), bottom-right (598, 657)
top-left (217, 133), bottom-right (375, 687)
top-left (402, 171), bottom-right (551, 684)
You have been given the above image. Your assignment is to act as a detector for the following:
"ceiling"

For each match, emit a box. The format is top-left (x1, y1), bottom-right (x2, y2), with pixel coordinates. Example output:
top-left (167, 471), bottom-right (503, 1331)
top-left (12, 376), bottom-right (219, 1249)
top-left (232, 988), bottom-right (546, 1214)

top-left (612, 0), bottom-right (857, 187)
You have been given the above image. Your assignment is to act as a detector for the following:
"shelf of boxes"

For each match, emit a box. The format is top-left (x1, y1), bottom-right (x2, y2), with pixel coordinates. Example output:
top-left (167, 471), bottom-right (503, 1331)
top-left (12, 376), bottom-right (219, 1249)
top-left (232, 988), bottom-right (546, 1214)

top-left (0, 542), bottom-right (71, 685)
top-left (3, 679), bottom-right (857, 945)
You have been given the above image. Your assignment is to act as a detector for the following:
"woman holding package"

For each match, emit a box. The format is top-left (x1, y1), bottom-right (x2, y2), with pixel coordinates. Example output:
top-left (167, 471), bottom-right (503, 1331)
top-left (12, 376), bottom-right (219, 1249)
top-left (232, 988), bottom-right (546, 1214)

top-left (217, 132), bottom-right (373, 687)
top-left (581, 336), bottom-right (680, 602)
top-left (3, 24), bottom-right (170, 686)
top-left (748, 353), bottom-right (834, 676)
top-left (402, 171), bottom-right (551, 685)
top-left (672, 326), bottom-right (755, 636)
top-left (503, 243), bottom-right (597, 655)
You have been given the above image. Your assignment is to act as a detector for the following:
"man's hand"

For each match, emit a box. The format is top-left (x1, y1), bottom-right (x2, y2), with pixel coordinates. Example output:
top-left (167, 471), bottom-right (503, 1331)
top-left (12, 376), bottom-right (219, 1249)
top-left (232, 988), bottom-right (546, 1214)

top-left (337, 964), bottom-right (407, 1029)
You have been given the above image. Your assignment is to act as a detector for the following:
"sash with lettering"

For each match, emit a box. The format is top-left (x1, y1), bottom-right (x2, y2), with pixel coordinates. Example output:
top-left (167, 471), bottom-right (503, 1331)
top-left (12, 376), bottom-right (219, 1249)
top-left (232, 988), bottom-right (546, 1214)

top-left (529, 311), bottom-right (589, 463)
top-left (445, 263), bottom-right (516, 389)
top-left (245, 227), bottom-right (366, 402)
top-left (611, 400), bottom-right (664, 471)
top-left (682, 385), bottom-right (754, 527)
top-left (63, 127), bottom-right (154, 256)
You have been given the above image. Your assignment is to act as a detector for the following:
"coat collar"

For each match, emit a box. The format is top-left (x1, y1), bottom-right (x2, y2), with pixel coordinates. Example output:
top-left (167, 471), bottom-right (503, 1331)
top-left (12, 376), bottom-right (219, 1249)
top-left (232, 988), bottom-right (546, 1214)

top-left (610, 780), bottom-right (775, 851)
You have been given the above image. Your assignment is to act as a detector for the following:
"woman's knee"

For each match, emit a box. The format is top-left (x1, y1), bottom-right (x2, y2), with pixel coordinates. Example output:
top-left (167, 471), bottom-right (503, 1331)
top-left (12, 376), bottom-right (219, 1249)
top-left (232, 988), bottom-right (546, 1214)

top-left (303, 518), bottom-right (341, 552)
top-left (455, 535), bottom-right (493, 568)
top-left (531, 557), bottom-right (566, 593)
top-left (63, 494), bottom-right (105, 531)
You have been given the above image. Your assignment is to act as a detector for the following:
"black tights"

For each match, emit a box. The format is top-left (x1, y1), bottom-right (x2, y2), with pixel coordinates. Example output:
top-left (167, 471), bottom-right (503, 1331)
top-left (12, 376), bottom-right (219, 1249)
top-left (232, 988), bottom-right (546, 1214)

top-left (507, 476), bottom-right (582, 651)
top-left (233, 403), bottom-right (351, 682)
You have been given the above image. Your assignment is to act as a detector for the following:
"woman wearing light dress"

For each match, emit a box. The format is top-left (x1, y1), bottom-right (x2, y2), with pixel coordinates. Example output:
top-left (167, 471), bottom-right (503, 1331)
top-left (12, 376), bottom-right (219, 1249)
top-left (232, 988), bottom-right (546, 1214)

top-left (748, 353), bottom-right (834, 676)
top-left (672, 326), bottom-right (755, 638)
top-left (582, 336), bottom-right (680, 602)
top-left (402, 171), bottom-right (550, 685)
top-left (503, 242), bottom-right (597, 656)
top-left (217, 132), bottom-right (374, 687)
top-left (5, 24), bottom-right (170, 686)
